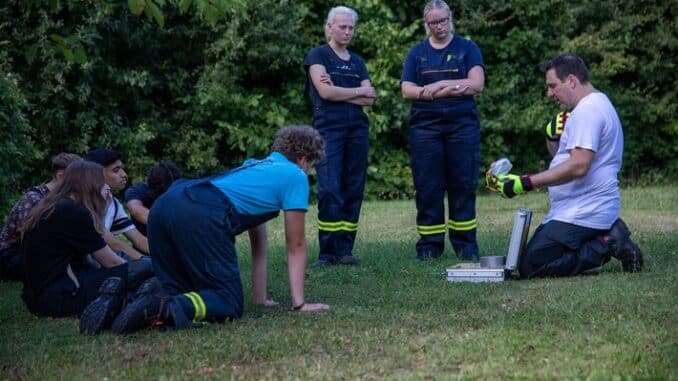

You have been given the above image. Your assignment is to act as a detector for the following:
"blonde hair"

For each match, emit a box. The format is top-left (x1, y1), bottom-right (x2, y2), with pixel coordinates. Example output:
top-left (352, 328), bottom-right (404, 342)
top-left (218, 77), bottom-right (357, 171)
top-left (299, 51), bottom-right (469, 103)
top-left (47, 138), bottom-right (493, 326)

top-left (324, 6), bottom-right (359, 42)
top-left (423, 0), bottom-right (455, 36)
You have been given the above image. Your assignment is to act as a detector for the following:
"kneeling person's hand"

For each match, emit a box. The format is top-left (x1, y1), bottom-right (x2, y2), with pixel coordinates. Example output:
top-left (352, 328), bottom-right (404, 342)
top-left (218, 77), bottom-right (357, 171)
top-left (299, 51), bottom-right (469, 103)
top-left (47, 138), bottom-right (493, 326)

top-left (545, 111), bottom-right (569, 141)
top-left (495, 173), bottom-right (534, 198)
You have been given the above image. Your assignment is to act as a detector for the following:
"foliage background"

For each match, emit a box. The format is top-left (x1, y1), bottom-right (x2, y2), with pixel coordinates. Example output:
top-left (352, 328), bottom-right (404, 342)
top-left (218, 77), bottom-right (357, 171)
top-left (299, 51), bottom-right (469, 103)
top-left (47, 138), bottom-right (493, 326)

top-left (1, 0), bottom-right (676, 214)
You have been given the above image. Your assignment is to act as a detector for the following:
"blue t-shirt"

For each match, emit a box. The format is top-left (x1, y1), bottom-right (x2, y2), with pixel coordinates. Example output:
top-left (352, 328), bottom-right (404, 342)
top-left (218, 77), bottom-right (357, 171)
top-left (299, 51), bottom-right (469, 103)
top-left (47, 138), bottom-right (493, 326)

top-left (210, 152), bottom-right (309, 215)
top-left (304, 44), bottom-right (370, 108)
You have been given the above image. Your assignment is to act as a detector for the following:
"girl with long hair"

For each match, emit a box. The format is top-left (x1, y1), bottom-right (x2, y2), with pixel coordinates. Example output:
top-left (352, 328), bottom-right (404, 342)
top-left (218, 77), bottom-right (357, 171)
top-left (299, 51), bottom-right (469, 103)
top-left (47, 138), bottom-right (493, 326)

top-left (20, 160), bottom-right (132, 318)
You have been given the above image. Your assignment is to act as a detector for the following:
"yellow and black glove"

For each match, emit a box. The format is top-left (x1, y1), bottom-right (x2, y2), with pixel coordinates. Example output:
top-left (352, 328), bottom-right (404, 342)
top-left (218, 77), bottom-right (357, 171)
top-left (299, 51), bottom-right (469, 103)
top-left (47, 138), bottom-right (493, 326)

top-left (545, 111), bottom-right (570, 141)
top-left (493, 173), bottom-right (534, 199)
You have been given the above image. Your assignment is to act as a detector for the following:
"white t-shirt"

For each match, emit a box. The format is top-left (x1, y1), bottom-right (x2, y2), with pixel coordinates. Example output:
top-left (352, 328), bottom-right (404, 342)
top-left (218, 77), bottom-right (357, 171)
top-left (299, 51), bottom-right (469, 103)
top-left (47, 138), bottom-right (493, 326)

top-left (104, 197), bottom-right (135, 235)
top-left (544, 92), bottom-right (623, 229)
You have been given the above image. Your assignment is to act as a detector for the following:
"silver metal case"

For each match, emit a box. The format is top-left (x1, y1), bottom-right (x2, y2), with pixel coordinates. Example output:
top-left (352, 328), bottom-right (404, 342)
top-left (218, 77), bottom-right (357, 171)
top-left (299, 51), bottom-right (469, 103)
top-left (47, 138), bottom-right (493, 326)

top-left (505, 207), bottom-right (532, 270)
top-left (446, 207), bottom-right (533, 282)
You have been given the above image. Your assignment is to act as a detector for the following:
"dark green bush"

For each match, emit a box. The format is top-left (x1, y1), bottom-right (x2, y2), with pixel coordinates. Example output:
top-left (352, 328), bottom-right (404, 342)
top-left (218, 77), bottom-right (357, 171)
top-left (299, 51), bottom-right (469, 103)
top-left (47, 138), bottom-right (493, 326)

top-left (1, 0), bottom-right (675, 217)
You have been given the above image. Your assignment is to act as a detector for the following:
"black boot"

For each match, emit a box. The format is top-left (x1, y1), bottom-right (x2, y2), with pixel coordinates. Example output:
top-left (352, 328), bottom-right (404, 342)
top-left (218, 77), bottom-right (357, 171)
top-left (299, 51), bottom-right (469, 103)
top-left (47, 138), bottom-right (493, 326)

top-left (80, 277), bottom-right (125, 335)
top-left (606, 218), bottom-right (643, 272)
top-left (111, 277), bottom-right (169, 335)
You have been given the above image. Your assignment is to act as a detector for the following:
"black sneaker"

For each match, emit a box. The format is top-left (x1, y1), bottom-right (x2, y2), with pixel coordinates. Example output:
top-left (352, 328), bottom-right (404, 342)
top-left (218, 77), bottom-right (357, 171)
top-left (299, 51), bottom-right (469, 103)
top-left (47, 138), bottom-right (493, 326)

top-left (336, 255), bottom-right (360, 265)
top-left (620, 238), bottom-right (643, 273)
top-left (111, 277), bottom-right (168, 335)
top-left (79, 277), bottom-right (125, 335)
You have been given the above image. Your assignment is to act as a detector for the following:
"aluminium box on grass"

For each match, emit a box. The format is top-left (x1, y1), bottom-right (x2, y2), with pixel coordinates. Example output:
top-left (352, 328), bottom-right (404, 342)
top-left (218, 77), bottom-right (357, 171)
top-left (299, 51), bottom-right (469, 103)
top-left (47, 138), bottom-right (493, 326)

top-left (446, 263), bottom-right (506, 282)
top-left (445, 207), bottom-right (532, 283)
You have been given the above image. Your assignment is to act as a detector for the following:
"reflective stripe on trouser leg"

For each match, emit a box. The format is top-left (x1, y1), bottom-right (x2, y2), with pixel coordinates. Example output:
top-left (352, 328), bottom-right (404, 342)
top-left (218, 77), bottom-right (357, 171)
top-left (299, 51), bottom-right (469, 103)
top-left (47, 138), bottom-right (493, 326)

top-left (448, 218), bottom-right (476, 232)
top-left (315, 124), bottom-right (346, 260)
top-left (417, 223), bottom-right (447, 236)
top-left (175, 285), bottom-right (244, 323)
top-left (448, 218), bottom-right (477, 257)
top-left (409, 124), bottom-right (446, 255)
top-left (183, 292), bottom-right (206, 322)
top-left (315, 120), bottom-right (368, 259)
top-left (318, 220), bottom-right (359, 260)
top-left (318, 220), bottom-right (358, 232)
top-left (338, 127), bottom-right (368, 257)
top-left (444, 119), bottom-right (480, 258)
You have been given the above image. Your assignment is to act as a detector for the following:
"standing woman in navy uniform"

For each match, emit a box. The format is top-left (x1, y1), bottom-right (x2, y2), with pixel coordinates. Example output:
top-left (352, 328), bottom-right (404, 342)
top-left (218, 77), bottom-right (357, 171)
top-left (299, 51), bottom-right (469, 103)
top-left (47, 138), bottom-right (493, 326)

top-left (400, 0), bottom-right (485, 262)
top-left (304, 6), bottom-right (376, 267)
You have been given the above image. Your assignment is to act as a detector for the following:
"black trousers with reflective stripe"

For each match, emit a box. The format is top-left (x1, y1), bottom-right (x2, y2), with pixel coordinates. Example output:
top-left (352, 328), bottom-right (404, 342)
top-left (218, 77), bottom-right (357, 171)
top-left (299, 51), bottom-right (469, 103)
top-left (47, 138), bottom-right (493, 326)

top-left (409, 113), bottom-right (480, 258)
top-left (314, 107), bottom-right (368, 260)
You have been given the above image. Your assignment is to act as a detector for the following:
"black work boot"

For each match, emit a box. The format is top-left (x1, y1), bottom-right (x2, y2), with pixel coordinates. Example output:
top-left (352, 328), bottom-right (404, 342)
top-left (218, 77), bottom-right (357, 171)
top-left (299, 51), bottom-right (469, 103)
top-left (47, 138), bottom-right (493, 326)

top-left (111, 277), bottom-right (169, 335)
top-left (606, 218), bottom-right (643, 273)
top-left (80, 277), bottom-right (125, 335)
top-left (606, 219), bottom-right (631, 258)
top-left (619, 238), bottom-right (643, 273)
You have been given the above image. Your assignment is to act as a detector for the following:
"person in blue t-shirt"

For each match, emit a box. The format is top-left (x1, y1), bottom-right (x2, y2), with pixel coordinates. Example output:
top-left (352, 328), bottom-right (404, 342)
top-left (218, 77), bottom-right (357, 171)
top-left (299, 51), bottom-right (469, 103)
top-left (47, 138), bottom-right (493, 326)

top-left (400, 0), bottom-right (485, 262)
top-left (105, 125), bottom-right (330, 335)
top-left (304, 5), bottom-right (376, 268)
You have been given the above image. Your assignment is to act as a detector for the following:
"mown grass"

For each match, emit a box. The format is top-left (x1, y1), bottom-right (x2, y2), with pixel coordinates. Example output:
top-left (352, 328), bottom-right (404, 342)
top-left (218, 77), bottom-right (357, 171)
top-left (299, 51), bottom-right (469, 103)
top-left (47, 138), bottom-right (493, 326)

top-left (1, 186), bottom-right (676, 380)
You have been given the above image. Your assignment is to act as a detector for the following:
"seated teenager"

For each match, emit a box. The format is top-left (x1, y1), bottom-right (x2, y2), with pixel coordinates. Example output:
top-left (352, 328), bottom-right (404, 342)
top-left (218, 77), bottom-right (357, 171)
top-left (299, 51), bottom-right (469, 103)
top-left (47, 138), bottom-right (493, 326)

top-left (83, 148), bottom-right (148, 258)
top-left (0, 153), bottom-right (81, 281)
top-left (125, 161), bottom-right (181, 236)
top-left (20, 161), bottom-right (152, 319)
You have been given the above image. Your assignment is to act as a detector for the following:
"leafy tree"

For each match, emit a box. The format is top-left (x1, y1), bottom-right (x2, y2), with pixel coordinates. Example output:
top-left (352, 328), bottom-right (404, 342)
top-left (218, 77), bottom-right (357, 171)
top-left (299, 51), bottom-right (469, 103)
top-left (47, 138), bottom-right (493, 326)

top-left (1, 0), bottom-right (676, 217)
top-left (0, 69), bottom-right (39, 212)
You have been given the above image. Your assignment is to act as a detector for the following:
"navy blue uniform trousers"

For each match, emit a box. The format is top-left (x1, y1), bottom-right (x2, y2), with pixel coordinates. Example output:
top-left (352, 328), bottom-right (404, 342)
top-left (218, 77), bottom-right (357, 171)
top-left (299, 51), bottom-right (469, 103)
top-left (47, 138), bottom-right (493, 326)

top-left (148, 180), bottom-right (244, 322)
top-left (409, 107), bottom-right (481, 259)
top-left (314, 104), bottom-right (369, 261)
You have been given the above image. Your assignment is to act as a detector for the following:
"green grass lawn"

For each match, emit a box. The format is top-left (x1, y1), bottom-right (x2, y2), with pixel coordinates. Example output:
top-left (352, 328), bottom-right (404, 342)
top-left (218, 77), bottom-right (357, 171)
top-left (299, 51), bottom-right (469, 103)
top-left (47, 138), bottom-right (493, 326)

top-left (1, 186), bottom-right (676, 380)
